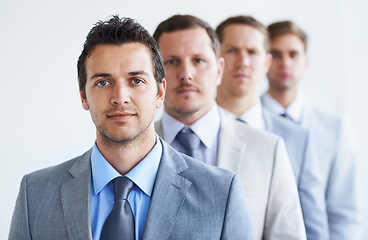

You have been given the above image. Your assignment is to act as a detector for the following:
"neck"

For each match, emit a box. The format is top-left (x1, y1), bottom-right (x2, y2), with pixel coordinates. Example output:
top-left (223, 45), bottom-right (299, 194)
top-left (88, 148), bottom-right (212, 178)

top-left (268, 86), bottom-right (299, 108)
top-left (96, 124), bottom-right (156, 175)
top-left (164, 101), bottom-right (214, 126)
top-left (216, 87), bottom-right (258, 117)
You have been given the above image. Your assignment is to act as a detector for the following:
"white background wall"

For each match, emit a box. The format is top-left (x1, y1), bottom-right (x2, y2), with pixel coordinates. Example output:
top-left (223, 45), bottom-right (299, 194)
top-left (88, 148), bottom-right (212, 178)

top-left (1, 0), bottom-right (367, 238)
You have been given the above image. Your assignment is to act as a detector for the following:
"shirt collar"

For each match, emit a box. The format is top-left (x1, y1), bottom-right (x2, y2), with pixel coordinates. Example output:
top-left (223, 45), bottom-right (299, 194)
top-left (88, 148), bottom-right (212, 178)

top-left (162, 103), bottom-right (221, 148)
top-left (220, 101), bottom-right (266, 130)
top-left (91, 135), bottom-right (162, 197)
top-left (238, 100), bottom-right (266, 130)
top-left (263, 92), bottom-right (305, 123)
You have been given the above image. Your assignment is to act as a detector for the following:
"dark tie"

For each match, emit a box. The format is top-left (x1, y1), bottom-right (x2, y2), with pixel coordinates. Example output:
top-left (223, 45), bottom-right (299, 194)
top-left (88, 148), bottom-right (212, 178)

top-left (280, 113), bottom-right (294, 122)
top-left (175, 127), bottom-right (201, 160)
top-left (236, 118), bottom-right (247, 124)
top-left (100, 177), bottom-right (135, 240)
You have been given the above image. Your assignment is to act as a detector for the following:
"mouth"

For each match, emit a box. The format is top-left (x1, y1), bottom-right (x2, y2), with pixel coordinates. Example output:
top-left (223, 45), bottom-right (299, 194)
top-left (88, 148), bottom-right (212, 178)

top-left (232, 73), bottom-right (250, 80)
top-left (175, 87), bottom-right (197, 95)
top-left (107, 112), bottom-right (136, 122)
top-left (278, 72), bottom-right (291, 78)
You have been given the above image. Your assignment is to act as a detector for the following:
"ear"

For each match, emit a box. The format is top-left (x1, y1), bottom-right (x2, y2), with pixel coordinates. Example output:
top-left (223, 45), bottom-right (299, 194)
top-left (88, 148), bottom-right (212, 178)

top-left (216, 57), bottom-right (225, 86)
top-left (264, 53), bottom-right (273, 74)
top-left (156, 79), bottom-right (166, 109)
top-left (80, 90), bottom-right (90, 110)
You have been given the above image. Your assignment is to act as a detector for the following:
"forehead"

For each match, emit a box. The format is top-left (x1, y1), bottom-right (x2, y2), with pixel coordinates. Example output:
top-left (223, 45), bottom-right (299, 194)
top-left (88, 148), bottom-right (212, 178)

top-left (158, 27), bottom-right (215, 57)
top-left (222, 24), bottom-right (264, 47)
top-left (86, 43), bottom-right (154, 75)
top-left (271, 34), bottom-right (305, 51)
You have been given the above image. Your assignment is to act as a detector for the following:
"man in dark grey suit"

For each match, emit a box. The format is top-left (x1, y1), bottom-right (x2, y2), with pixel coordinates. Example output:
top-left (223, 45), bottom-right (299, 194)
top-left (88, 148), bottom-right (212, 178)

top-left (9, 15), bottom-right (255, 240)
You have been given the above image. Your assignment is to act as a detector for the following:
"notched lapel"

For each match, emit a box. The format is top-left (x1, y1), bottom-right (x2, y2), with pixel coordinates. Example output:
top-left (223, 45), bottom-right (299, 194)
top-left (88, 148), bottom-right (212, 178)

top-left (143, 140), bottom-right (192, 240)
top-left (61, 151), bottom-right (93, 240)
top-left (217, 111), bottom-right (247, 172)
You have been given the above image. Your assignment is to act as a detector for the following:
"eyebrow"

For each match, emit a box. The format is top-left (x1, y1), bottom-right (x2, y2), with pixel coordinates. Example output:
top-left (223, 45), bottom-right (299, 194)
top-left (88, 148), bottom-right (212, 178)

top-left (89, 70), bottom-right (149, 80)
top-left (90, 73), bottom-right (111, 80)
top-left (128, 70), bottom-right (149, 76)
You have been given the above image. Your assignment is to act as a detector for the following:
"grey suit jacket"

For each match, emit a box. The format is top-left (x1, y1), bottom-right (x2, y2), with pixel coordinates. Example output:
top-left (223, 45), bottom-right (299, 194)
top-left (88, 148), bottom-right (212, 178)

top-left (262, 108), bottom-right (329, 240)
top-left (9, 138), bottom-right (255, 240)
top-left (155, 109), bottom-right (306, 240)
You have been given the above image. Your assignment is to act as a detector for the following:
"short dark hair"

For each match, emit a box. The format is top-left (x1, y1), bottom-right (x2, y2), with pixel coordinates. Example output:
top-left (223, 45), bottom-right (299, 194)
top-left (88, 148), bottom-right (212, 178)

top-left (216, 15), bottom-right (269, 52)
top-left (77, 15), bottom-right (165, 98)
top-left (153, 14), bottom-right (220, 58)
top-left (267, 21), bottom-right (308, 51)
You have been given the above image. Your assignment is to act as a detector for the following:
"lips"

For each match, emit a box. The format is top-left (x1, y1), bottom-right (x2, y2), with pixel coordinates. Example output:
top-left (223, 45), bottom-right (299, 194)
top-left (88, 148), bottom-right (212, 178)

top-left (232, 73), bottom-right (250, 81)
top-left (278, 72), bottom-right (291, 78)
top-left (176, 87), bottom-right (197, 94)
top-left (107, 112), bottom-right (136, 122)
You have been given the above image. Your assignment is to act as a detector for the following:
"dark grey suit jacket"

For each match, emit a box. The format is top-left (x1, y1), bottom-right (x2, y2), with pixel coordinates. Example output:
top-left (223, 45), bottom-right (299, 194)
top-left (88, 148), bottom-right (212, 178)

top-left (9, 138), bottom-right (255, 240)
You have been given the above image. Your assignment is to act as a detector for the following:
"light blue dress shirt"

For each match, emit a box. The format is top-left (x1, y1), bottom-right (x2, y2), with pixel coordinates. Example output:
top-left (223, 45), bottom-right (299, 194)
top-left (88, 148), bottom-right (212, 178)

top-left (161, 103), bottom-right (221, 166)
top-left (262, 92), bottom-right (305, 124)
top-left (90, 136), bottom-right (162, 240)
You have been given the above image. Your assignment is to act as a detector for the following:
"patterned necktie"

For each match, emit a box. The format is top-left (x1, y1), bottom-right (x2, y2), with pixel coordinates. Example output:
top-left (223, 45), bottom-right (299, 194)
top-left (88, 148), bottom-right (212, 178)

top-left (100, 177), bottom-right (135, 240)
top-left (175, 127), bottom-right (201, 160)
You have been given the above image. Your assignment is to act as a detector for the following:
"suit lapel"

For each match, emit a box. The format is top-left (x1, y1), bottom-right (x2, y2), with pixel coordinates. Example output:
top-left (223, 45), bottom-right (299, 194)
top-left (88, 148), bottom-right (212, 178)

top-left (61, 150), bottom-right (93, 240)
top-left (143, 139), bottom-right (192, 240)
top-left (217, 109), bottom-right (247, 172)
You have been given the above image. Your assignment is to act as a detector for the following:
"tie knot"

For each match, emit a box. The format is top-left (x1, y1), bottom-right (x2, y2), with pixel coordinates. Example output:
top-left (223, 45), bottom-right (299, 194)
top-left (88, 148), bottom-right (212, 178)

top-left (113, 177), bottom-right (135, 201)
top-left (280, 113), bottom-right (294, 122)
top-left (176, 127), bottom-right (201, 153)
top-left (236, 118), bottom-right (247, 124)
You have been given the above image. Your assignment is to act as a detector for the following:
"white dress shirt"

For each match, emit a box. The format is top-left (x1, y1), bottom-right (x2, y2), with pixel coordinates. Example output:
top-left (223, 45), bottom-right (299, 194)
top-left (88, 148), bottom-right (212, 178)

top-left (161, 103), bottom-right (221, 166)
top-left (220, 100), bottom-right (266, 130)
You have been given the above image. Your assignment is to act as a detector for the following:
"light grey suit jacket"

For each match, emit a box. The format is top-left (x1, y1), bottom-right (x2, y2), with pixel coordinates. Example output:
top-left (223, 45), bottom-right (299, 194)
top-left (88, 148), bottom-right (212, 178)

top-left (263, 108), bottom-right (328, 240)
top-left (300, 102), bottom-right (361, 240)
top-left (9, 138), bottom-right (255, 240)
top-left (155, 110), bottom-right (306, 240)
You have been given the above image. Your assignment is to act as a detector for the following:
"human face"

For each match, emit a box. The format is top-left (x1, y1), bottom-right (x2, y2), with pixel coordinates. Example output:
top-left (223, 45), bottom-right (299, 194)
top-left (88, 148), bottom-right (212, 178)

top-left (267, 34), bottom-right (309, 92)
top-left (158, 28), bottom-right (223, 123)
top-left (81, 43), bottom-right (165, 146)
top-left (219, 24), bottom-right (271, 98)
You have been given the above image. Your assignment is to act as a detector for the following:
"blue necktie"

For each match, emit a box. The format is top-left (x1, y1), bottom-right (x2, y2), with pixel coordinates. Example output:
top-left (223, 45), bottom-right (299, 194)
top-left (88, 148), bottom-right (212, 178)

top-left (100, 177), bottom-right (135, 240)
top-left (175, 127), bottom-right (201, 160)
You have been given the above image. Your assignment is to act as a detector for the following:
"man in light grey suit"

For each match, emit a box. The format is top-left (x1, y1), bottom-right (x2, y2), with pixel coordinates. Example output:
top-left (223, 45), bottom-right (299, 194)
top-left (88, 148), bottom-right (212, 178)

top-left (215, 16), bottom-right (328, 239)
top-left (9, 15), bottom-right (255, 240)
top-left (153, 15), bottom-right (306, 240)
top-left (262, 20), bottom-right (361, 240)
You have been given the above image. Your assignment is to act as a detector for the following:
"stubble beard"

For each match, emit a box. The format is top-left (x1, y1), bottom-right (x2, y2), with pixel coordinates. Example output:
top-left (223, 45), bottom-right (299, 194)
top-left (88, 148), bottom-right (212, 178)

top-left (95, 115), bottom-right (153, 149)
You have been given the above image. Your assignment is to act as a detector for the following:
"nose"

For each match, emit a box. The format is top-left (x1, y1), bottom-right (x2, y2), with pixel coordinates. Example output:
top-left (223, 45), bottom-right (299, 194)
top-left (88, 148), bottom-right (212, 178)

top-left (238, 51), bottom-right (250, 67)
top-left (280, 56), bottom-right (292, 68)
top-left (179, 61), bottom-right (194, 81)
top-left (111, 82), bottom-right (130, 105)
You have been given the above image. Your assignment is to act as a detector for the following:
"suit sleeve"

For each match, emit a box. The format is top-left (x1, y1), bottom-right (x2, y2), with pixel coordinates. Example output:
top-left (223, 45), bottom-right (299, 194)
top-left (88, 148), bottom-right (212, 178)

top-left (263, 138), bottom-right (307, 240)
top-left (297, 132), bottom-right (329, 240)
top-left (326, 118), bottom-right (362, 240)
top-left (9, 175), bottom-right (32, 240)
top-left (221, 174), bottom-right (256, 240)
